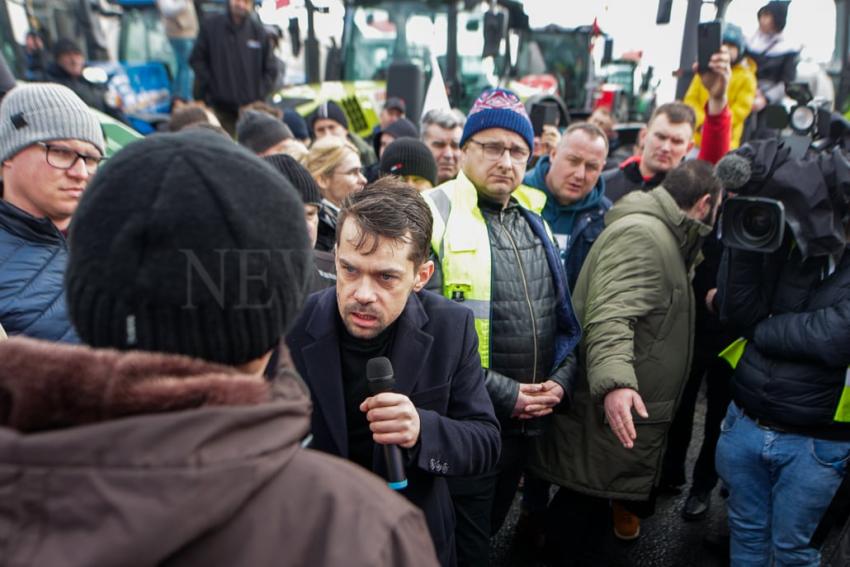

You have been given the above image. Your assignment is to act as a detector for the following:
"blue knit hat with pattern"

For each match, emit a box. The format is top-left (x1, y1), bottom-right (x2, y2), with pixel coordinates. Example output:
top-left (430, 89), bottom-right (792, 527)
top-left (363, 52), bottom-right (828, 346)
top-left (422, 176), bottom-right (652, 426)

top-left (460, 88), bottom-right (534, 153)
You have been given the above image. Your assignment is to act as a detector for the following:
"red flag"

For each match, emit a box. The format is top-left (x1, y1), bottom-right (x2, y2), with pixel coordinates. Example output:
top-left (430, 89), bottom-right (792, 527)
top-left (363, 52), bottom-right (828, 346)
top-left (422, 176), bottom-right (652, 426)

top-left (276, 0), bottom-right (290, 8)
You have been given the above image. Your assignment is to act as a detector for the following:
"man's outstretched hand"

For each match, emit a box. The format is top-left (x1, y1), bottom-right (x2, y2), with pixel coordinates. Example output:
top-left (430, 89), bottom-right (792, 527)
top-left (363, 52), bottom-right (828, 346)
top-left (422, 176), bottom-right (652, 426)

top-left (603, 388), bottom-right (649, 449)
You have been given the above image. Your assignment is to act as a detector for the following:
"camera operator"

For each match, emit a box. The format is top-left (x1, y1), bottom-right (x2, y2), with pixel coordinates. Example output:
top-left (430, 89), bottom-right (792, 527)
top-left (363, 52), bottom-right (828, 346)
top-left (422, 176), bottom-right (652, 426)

top-left (716, 157), bottom-right (850, 564)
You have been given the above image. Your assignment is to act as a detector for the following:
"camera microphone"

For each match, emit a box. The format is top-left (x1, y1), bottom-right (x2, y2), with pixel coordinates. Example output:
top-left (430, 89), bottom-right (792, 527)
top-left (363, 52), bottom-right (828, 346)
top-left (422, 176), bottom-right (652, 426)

top-left (715, 153), bottom-right (752, 191)
top-left (366, 356), bottom-right (408, 491)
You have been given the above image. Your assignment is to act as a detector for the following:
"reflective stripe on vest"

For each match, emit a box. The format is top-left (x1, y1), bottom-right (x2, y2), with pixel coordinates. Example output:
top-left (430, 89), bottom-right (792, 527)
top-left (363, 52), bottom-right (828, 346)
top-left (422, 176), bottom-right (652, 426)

top-left (834, 368), bottom-right (850, 423)
top-left (719, 337), bottom-right (748, 369)
top-left (424, 172), bottom-right (548, 368)
top-left (719, 337), bottom-right (850, 424)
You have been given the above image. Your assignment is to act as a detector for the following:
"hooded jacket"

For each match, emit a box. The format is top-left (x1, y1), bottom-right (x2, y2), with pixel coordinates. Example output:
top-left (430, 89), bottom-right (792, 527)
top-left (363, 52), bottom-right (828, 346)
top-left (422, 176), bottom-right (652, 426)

top-left (189, 7), bottom-right (278, 110)
top-left (523, 155), bottom-right (612, 290)
top-left (0, 338), bottom-right (438, 567)
top-left (529, 187), bottom-right (711, 501)
top-left (748, 29), bottom-right (799, 104)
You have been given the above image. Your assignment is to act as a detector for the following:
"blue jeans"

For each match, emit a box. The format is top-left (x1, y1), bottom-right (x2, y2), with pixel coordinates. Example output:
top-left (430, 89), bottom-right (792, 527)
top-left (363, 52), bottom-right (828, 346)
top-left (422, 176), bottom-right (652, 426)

top-left (716, 402), bottom-right (850, 566)
top-left (169, 37), bottom-right (195, 101)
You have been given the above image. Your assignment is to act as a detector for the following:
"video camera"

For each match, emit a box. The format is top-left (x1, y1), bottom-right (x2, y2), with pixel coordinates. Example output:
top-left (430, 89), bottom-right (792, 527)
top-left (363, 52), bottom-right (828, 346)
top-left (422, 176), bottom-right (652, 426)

top-left (758, 82), bottom-right (833, 142)
top-left (717, 95), bottom-right (850, 259)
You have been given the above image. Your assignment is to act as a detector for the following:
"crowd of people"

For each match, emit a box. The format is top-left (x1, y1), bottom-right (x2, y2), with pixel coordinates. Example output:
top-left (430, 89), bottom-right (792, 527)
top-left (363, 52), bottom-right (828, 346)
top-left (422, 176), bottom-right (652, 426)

top-left (1, 1), bottom-right (850, 566)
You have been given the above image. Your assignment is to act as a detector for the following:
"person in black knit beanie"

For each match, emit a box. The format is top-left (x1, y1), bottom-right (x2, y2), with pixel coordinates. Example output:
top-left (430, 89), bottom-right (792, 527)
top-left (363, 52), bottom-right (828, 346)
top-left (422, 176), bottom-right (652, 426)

top-left (0, 128), bottom-right (440, 567)
top-left (66, 129), bottom-right (313, 364)
top-left (379, 138), bottom-right (438, 191)
top-left (263, 153), bottom-right (336, 292)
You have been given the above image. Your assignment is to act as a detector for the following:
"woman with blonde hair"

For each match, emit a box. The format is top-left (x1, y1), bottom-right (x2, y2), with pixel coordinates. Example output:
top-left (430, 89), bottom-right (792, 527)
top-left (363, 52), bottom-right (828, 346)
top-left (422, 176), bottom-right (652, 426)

top-left (303, 136), bottom-right (367, 251)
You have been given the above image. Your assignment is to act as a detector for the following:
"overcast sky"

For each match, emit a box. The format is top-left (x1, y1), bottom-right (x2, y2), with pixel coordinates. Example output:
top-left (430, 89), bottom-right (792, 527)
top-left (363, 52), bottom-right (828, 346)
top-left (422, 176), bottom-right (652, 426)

top-left (521, 0), bottom-right (836, 102)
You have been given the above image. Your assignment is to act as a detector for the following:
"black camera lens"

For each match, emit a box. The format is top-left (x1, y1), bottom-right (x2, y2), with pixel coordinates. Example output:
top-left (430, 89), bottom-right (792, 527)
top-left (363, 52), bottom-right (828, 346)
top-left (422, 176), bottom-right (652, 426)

top-left (720, 196), bottom-right (785, 253)
top-left (729, 201), bottom-right (781, 249)
top-left (742, 205), bottom-right (775, 239)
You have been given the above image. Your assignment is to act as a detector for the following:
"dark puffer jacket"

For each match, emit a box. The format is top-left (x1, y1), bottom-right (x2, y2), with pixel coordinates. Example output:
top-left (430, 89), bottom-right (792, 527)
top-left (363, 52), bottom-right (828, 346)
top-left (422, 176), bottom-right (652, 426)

top-left (718, 241), bottom-right (850, 436)
top-left (480, 196), bottom-right (557, 383)
top-left (427, 190), bottom-right (580, 436)
top-left (0, 200), bottom-right (77, 342)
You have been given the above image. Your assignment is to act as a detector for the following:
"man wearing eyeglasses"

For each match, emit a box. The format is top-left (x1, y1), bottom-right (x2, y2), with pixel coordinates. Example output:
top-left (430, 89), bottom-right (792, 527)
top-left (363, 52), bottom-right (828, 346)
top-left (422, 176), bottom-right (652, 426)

top-left (423, 88), bottom-right (581, 567)
top-left (0, 83), bottom-right (105, 342)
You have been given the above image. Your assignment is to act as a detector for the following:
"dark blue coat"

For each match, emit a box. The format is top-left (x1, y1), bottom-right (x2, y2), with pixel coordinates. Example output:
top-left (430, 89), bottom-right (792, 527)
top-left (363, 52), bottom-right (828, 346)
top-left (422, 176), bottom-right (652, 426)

top-left (719, 242), bottom-right (850, 435)
top-left (0, 200), bottom-right (77, 342)
top-left (286, 288), bottom-right (501, 567)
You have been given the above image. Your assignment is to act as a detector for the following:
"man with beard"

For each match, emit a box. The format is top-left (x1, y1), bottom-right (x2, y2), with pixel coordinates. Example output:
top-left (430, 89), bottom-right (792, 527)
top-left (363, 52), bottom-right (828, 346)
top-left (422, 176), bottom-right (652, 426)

top-left (286, 177), bottom-right (501, 567)
top-left (529, 160), bottom-right (723, 564)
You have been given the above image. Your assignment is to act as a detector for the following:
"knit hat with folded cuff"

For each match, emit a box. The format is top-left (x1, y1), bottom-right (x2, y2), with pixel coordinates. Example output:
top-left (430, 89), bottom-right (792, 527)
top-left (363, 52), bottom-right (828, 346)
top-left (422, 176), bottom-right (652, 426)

top-left (460, 88), bottom-right (534, 153)
top-left (309, 100), bottom-right (349, 135)
top-left (65, 130), bottom-right (312, 365)
top-left (380, 138), bottom-right (438, 187)
top-left (0, 83), bottom-right (105, 164)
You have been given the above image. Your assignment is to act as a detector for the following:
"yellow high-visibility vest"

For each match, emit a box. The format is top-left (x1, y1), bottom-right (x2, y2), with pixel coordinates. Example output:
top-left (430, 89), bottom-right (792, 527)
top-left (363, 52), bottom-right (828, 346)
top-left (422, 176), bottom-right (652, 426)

top-left (424, 171), bottom-right (549, 368)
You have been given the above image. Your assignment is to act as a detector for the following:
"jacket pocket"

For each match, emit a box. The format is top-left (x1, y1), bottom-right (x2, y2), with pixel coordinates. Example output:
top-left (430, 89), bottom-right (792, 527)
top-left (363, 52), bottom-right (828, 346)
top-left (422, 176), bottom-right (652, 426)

top-left (633, 400), bottom-right (675, 425)
top-left (410, 383), bottom-right (451, 411)
top-left (654, 287), bottom-right (682, 341)
top-left (600, 400), bottom-right (675, 425)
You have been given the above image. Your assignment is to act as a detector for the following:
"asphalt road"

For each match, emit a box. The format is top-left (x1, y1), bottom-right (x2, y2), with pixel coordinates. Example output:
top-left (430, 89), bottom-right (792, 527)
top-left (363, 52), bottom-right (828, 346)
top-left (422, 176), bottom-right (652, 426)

top-left (489, 385), bottom-right (844, 567)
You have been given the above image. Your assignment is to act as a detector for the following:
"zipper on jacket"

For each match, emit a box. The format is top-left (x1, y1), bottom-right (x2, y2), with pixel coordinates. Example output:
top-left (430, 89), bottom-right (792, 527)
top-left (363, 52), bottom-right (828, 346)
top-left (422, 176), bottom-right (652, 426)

top-left (498, 210), bottom-right (539, 383)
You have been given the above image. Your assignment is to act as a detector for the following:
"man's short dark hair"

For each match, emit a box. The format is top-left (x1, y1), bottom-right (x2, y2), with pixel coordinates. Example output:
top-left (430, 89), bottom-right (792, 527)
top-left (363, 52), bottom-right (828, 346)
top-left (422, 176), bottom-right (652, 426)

top-left (663, 159), bottom-right (723, 210)
top-left (648, 102), bottom-right (696, 131)
top-left (240, 100), bottom-right (283, 120)
top-left (336, 177), bottom-right (433, 267)
top-left (169, 105), bottom-right (212, 132)
top-left (182, 122), bottom-right (233, 140)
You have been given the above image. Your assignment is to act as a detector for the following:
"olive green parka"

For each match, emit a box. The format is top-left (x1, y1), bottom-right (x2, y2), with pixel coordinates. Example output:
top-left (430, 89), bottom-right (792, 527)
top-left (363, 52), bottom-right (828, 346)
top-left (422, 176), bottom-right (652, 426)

top-left (529, 186), bottom-right (711, 501)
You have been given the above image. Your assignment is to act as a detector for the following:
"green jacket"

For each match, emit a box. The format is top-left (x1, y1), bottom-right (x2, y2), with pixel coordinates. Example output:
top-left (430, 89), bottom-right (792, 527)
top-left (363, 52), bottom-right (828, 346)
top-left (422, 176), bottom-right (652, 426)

top-left (528, 187), bottom-right (711, 501)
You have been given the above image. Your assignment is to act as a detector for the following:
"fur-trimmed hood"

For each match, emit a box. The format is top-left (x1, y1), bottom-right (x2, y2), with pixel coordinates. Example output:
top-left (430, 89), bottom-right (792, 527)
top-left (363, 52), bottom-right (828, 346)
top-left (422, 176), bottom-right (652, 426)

top-left (0, 337), bottom-right (317, 566)
top-left (0, 337), bottom-right (282, 432)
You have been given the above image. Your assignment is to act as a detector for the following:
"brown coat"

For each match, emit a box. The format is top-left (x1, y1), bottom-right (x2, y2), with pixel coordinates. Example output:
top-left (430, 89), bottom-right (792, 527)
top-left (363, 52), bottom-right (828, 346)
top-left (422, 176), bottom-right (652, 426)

top-left (0, 338), bottom-right (438, 567)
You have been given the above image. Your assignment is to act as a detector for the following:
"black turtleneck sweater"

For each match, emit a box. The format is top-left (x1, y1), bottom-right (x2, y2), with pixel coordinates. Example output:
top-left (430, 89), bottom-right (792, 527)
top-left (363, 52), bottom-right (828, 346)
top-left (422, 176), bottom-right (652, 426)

top-left (338, 315), bottom-right (397, 471)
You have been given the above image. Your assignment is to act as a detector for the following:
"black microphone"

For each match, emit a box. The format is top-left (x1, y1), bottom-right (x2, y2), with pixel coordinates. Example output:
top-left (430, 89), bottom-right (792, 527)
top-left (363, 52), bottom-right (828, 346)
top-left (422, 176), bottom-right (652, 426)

top-left (366, 356), bottom-right (408, 491)
top-left (715, 153), bottom-right (752, 191)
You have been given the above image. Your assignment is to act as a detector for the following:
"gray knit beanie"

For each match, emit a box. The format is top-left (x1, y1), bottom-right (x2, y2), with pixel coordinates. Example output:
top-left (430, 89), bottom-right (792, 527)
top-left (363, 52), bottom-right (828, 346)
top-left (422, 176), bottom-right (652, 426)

top-left (0, 83), bottom-right (105, 164)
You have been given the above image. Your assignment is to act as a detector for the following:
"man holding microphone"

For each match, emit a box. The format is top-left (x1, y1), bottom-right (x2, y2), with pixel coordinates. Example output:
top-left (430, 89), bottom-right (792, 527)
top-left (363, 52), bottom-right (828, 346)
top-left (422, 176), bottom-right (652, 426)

top-left (286, 177), bottom-right (501, 567)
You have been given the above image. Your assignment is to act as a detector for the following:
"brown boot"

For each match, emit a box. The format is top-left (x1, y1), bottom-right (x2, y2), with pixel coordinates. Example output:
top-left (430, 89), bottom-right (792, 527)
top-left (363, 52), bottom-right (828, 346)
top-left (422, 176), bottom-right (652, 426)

top-left (612, 500), bottom-right (641, 541)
